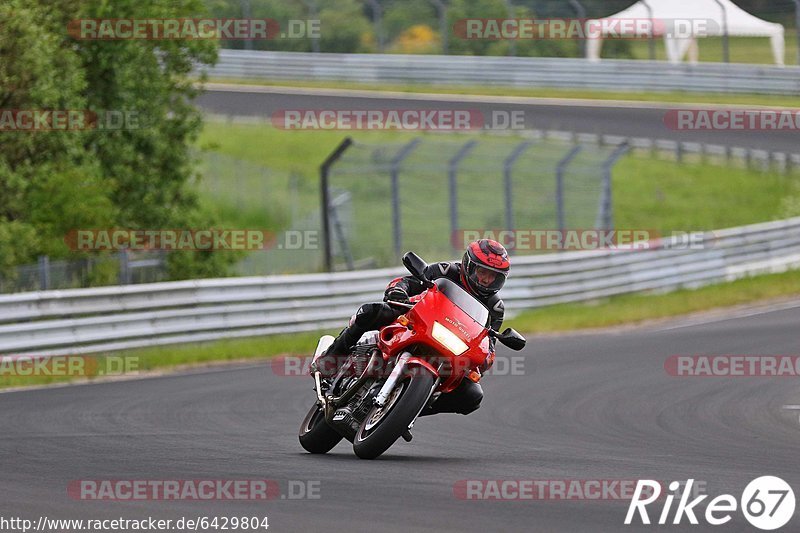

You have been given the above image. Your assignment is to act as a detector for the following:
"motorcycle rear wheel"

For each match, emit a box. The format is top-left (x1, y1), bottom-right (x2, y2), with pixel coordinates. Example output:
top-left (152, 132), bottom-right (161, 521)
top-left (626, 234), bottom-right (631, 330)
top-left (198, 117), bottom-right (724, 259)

top-left (299, 403), bottom-right (343, 454)
top-left (353, 370), bottom-right (434, 460)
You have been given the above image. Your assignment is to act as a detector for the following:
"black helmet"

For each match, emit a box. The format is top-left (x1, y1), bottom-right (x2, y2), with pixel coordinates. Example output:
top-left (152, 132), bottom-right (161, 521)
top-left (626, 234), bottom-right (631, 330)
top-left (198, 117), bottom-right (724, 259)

top-left (460, 239), bottom-right (510, 297)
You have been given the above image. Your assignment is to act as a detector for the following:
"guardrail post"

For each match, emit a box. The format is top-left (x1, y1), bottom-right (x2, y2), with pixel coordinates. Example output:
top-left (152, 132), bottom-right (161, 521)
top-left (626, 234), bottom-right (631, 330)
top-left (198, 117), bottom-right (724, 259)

top-left (597, 143), bottom-right (630, 230)
top-left (449, 140), bottom-right (478, 248)
top-left (38, 256), bottom-right (50, 291)
top-left (319, 137), bottom-right (353, 272)
top-left (391, 138), bottom-right (421, 260)
top-left (556, 145), bottom-right (583, 233)
top-left (503, 141), bottom-right (534, 234)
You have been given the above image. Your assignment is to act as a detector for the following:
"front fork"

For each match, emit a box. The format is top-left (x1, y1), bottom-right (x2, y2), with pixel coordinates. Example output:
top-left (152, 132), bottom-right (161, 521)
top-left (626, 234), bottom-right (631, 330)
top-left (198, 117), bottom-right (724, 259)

top-left (373, 352), bottom-right (443, 432)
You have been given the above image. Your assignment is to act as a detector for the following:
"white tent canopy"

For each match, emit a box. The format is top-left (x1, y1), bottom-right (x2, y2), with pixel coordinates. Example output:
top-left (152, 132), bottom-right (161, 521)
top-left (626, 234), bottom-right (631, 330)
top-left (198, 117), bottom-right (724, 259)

top-left (586, 0), bottom-right (785, 65)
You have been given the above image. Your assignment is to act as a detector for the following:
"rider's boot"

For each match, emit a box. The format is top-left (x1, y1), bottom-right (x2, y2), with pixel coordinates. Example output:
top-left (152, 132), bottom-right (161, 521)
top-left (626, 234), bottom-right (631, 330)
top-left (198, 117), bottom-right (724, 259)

top-left (324, 324), bottom-right (363, 358)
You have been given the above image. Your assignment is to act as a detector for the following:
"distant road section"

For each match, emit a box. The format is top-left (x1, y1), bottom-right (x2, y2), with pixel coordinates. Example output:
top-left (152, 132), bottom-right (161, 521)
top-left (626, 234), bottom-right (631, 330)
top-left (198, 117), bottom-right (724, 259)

top-left (198, 84), bottom-right (799, 153)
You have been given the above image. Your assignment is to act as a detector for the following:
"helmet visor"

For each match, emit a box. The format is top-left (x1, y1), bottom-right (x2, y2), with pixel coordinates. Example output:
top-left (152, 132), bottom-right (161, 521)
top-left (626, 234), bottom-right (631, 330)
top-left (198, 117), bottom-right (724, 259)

top-left (469, 264), bottom-right (507, 293)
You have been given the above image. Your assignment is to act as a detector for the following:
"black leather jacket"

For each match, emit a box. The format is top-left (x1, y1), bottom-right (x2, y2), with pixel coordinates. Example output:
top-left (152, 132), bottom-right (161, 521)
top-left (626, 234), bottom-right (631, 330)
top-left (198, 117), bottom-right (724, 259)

top-left (386, 261), bottom-right (505, 335)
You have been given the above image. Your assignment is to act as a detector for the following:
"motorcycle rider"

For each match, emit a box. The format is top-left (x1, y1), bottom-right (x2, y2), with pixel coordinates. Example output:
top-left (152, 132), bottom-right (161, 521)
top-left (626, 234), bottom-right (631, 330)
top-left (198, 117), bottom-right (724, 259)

top-left (323, 239), bottom-right (510, 416)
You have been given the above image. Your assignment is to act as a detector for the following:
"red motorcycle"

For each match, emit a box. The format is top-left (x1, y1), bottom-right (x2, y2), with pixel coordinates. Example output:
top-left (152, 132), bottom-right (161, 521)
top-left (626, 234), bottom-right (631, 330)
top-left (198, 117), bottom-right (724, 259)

top-left (299, 252), bottom-right (526, 459)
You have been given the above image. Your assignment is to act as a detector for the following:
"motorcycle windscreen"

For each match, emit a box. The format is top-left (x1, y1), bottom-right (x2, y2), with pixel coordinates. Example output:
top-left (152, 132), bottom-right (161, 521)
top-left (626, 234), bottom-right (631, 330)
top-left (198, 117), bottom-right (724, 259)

top-left (434, 278), bottom-right (490, 328)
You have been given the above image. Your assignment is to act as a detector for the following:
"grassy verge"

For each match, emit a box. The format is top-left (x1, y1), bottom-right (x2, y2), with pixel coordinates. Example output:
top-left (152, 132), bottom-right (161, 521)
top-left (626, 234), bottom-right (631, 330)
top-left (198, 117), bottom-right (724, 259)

top-left (505, 267), bottom-right (800, 333)
top-left (6, 267), bottom-right (800, 390)
top-left (626, 32), bottom-right (798, 67)
top-left (205, 78), bottom-right (796, 108)
top-left (0, 331), bottom-right (324, 390)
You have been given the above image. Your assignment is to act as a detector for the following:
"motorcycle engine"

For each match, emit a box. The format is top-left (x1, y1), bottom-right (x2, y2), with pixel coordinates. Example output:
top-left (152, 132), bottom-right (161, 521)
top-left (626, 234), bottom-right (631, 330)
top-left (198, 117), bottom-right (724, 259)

top-left (330, 342), bottom-right (380, 441)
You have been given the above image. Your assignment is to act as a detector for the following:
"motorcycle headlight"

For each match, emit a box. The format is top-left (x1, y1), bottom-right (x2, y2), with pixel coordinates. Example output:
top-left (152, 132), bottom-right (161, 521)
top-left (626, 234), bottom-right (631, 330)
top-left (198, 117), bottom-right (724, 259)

top-left (431, 321), bottom-right (469, 356)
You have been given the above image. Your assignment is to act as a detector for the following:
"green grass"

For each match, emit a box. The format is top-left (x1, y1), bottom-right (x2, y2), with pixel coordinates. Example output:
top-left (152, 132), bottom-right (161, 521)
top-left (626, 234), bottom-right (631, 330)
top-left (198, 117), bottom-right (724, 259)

top-left (626, 31), bottom-right (798, 66)
top-left (505, 266), bottom-right (800, 333)
top-left (614, 155), bottom-right (797, 232)
top-left (205, 78), bottom-right (798, 108)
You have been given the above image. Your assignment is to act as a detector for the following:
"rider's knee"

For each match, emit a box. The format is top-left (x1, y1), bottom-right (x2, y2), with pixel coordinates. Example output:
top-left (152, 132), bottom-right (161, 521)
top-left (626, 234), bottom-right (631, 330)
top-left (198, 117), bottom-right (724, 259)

top-left (352, 303), bottom-right (383, 328)
top-left (457, 381), bottom-right (483, 415)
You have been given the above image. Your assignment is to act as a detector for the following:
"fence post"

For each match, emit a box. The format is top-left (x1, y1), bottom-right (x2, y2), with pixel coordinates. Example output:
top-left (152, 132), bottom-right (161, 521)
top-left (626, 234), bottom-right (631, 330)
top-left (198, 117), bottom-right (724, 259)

top-left (118, 249), bottom-right (131, 285)
top-left (503, 141), bottom-right (534, 234)
top-left (713, 0), bottom-right (730, 63)
top-left (430, 0), bottom-right (448, 54)
top-left (301, 0), bottom-right (321, 53)
top-left (38, 255), bottom-right (50, 291)
top-left (390, 138), bottom-right (421, 260)
top-left (319, 137), bottom-right (353, 272)
top-left (556, 145), bottom-right (583, 233)
top-left (449, 140), bottom-right (478, 248)
top-left (796, 0), bottom-right (800, 66)
top-left (568, 0), bottom-right (587, 58)
top-left (597, 143), bottom-right (630, 230)
top-left (642, 0), bottom-right (656, 60)
top-left (365, 0), bottom-right (385, 52)
top-left (329, 192), bottom-right (355, 270)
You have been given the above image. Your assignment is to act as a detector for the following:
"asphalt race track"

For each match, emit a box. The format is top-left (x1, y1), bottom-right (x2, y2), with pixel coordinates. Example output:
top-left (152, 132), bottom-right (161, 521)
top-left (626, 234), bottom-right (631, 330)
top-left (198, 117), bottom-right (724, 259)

top-left (3, 301), bottom-right (800, 532)
top-left (197, 86), bottom-right (799, 153)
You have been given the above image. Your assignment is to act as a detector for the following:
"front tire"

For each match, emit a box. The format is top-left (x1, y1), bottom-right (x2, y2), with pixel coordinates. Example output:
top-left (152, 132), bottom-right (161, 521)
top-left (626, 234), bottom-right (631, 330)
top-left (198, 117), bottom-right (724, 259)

top-left (299, 404), bottom-right (342, 454)
top-left (353, 369), bottom-right (434, 460)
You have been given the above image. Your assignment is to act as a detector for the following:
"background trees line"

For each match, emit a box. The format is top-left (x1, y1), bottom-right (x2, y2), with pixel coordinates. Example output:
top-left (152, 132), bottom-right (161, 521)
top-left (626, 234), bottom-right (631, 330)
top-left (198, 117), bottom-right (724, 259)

top-left (210, 0), bottom-right (798, 56)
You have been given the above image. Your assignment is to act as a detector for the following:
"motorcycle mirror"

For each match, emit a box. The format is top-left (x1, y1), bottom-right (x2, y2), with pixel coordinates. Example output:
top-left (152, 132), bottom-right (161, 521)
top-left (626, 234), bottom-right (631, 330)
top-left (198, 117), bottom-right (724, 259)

top-left (402, 252), bottom-right (433, 287)
top-left (497, 328), bottom-right (526, 351)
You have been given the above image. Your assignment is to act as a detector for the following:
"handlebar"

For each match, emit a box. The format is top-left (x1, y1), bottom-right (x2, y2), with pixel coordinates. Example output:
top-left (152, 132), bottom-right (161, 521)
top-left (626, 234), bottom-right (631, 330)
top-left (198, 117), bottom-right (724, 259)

top-left (385, 299), bottom-right (414, 309)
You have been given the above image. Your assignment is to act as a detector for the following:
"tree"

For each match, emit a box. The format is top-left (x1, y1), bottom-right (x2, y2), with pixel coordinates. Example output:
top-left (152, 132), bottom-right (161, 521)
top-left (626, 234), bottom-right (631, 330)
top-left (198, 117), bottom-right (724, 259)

top-left (0, 0), bottom-right (234, 282)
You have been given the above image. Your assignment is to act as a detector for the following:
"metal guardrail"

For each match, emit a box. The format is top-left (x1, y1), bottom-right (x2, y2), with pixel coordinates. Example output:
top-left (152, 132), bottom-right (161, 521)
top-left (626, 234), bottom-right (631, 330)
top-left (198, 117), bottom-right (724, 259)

top-left (204, 50), bottom-right (800, 95)
top-left (4, 217), bottom-right (800, 357)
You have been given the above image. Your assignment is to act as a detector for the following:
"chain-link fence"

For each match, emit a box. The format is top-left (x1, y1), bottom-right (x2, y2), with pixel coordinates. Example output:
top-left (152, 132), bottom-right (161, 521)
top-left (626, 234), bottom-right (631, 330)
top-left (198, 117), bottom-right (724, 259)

top-left (0, 251), bottom-right (167, 294)
top-left (197, 151), bottom-right (323, 274)
top-left (322, 135), bottom-right (628, 271)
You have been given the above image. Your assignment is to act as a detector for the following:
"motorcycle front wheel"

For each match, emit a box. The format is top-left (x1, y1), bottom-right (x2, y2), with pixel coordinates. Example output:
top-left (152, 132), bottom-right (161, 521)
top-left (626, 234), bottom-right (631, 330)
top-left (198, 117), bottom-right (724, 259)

top-left (353, 369), bottom-right (435, 460)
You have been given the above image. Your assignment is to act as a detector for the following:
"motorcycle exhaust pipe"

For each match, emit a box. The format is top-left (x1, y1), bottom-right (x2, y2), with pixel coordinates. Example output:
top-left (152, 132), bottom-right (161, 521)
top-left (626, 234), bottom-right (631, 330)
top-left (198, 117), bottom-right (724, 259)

top-left (313, 371), bottom-right (326, 406)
